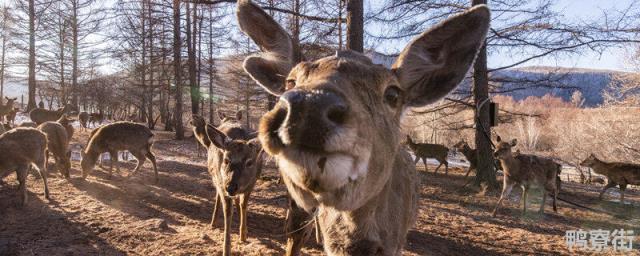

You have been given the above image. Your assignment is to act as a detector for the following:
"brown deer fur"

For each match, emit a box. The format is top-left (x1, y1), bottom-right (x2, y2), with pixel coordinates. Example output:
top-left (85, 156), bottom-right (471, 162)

top-left (453, 140), bottom-right (478, 179)
top-left (79, 111), bottom-right (89, 131)
top-left (191, 114), bottom-right (263, 256)
top-left (37, 121), bottom-right (71, 178)
top-left (0, 97), bottom-right (17, 122)
top-left (0, 128), bottom-right (50, 205)
top-left (81, 122), bottom-right (158, 183)
top-left (56, 114), bottom-right (75, 139)
top-left (29, 105), bottom-right (72, 125)
top-left (580, 154), bottom-right (640, 203)
top-left (236, 0), bottom-right (490, 254)
top-left (492, 137), bottom-right (560, 217)
top-left (6, 107), bottom-right (18, 125)
top-left (406, 136), bottom-right (449, 174)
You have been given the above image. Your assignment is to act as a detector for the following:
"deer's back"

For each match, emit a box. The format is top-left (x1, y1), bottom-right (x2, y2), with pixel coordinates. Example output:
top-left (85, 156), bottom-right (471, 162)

top-left (87, 122), bottom-right (153, 152)
top-left (0, 128), bottom-right (47, 171)
top-left (594, 162), bottom-right (640, 185)
top-left (413, 143), bottom-right (448, 158)
top-left (509, 154), bottom-right (558, 187)
top-left (38, 122), bottom-right (69, 157)
top-left (29, 108), bottom-right (63, 124)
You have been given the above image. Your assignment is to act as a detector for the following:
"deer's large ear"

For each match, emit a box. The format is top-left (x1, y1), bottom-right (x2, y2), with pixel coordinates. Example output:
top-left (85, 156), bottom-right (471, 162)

top-left (392, 5), bottom-right (490, 107)
top-left (237, 0), bottom-right (298, 96)
top-left (205, 124), bottom-right (229, 150)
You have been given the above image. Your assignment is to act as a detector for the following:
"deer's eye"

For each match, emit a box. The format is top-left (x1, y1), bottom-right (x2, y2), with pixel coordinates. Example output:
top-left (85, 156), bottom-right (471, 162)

top-left (224, 158), bottom-right (230, 165)
top-left (286, 79), bottom-right (296, 90)
top-left (245, 159), bottom-right (254, 167)
top-left (383, 86), bottom-right (401, 107)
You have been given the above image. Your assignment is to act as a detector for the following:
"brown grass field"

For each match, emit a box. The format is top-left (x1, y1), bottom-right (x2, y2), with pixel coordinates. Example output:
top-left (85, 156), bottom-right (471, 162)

top-left (1, 129), bottom-right (638, 255)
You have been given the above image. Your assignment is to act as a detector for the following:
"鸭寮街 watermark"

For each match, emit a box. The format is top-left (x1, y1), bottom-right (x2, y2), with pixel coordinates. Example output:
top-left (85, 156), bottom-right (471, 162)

top-left (566, 229), bottom-right (635, 252)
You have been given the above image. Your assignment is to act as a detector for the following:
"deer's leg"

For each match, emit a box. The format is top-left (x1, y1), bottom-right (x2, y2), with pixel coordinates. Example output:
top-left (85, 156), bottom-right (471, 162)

top-left (35, 153), bottom-right (49, 200)
top-left (239, 193), bottom-right (250, 242)
top-left (108, 150), bottom-right (118, 179)
top-left (285, 199), bottom-right (312, 256)
top-left (444, 158), bottom-right (449, 175)
top-left (539, 188), bottom-right (547, 214)
top-left (210, 191), bottom-right (221, 228)
top-left (598, 181), bottom-right (616, 200)
top-left (314, 215), bottom-right (322, 244)
top-left (423, 158), bottom-right (431, 173)
top-left (145, 149), bottom-right (158, 184)
top-left (521, 185), bottom-right (529, 215)
top-left (414, 155), bottom-right (420, 164)
top-left (552, 186), bottom-right (558, 212)
top-left (619, 183), bottom-right (627, 204)
top-left (492, 180), bottom-right (515, 217)
top-left (127, 150), bottom-right (146, 179)
top-left (222, 196), bottom-right (233, 256)
top-left (17, 165), bottom-right (29, 206)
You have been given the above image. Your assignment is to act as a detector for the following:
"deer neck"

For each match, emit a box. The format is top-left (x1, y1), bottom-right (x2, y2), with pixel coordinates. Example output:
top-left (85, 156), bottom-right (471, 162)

top-left (318, 151), bottom-right (416, 255)
top-left (499, 155), bottom-right (520, 176)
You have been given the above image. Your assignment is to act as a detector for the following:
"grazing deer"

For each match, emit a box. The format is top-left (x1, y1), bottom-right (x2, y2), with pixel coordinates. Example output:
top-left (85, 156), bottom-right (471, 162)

top-left (236, 0), bottom-right (490, 254)
top-left (492, 136), bottom-right (561, 217)
top-left (37, 121), bottom-right (71, 178)
top-left (453, 140), bottom-right (477, 179)
top-left (0, 128), bottom-right (50, 206)
top-left (190, 114), bottom-right (263, 256)
top-left (29, 104), bottom-right (73, 125)
top-left (81, 121), bottom-right (158, 183)
top-left (78, 111), bottom-right (89, 131)
top-left (0, 97), bottom-right (17, 122)
top-left (406, 136), bottom-right (449, 174)
top-left (580, 154), bottom-right (640, 203)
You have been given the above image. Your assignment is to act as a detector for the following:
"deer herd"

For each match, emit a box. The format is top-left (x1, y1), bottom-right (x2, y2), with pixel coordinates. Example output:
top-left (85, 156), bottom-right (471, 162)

top-left (0, 1), bottom-right (638, 255)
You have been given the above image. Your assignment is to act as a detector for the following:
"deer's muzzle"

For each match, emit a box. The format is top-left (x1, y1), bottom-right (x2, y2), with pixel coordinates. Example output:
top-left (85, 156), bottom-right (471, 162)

top-left (260, 89), bottom-right (348, 154)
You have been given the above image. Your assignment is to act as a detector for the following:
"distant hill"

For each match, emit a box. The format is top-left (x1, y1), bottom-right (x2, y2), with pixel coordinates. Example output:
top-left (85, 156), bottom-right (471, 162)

top-left (366, 51), bottom-right (626, 107)
top-left (490, 66), bottom-right (628, 107)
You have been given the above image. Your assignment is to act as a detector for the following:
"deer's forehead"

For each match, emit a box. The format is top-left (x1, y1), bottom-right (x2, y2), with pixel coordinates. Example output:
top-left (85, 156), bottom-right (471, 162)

top-left (496, 142), bottom-right (511, 150)
top-left (288, 56), bottom-right (393, 89)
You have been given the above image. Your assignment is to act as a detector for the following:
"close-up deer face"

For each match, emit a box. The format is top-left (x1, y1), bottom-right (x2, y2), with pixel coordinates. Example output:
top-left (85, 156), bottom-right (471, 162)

top-left (205, 125), bottom-right (261, 197)
top-left (493, 136), bottom-right (517, 160)
top-left (237, 0), bottom-right (490, 211)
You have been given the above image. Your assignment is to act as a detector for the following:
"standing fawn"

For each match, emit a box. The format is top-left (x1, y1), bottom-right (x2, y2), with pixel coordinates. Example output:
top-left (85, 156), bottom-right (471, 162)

top-left (492, 137), bottom-right (561, 217)
top-left (6, 107), bottom-right (18, 125)
top-left (190, 114), bottom-right (263, 256)
top-left (453, 140), bottom-right (477, 179)
top-left (406, 136), bottom-right (449, 174)
top-left (79, 111), bottom-right (89, 131)
top-left (236, 0), bottom-right (490, 254)
top-left (580, 154), bottom-right (640, 203)
top-left (0, 97), bottom-right (17, 123)
top-left (88, 112), bottom-right (105, 127)
top-left (37, 121), bottom-right (71, 178)
top-left (0, 128), bottom-right (50, 206)
top-left (81, 122), bottom-right (158, 183)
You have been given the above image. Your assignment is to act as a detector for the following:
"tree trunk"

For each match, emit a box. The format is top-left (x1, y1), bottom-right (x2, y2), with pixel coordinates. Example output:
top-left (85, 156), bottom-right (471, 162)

top-left (173, 0), bottom-right (184, 139)
top-left (71, 0), bottom-right (79, 109)
top-left (471, 0), bottom-right (498, 190)
top-left (0, 34), bottom-right (6, 101)
top-left (27, 0), bottom-right (36, 111)
top-left (345, 0), bottom-right (363, 53)
top-left (186, 3), bottom-right (199, 115)
top-left (208, 6), bottom-right (215, 123)
top-left (147, 0), bottom-right (154, 129)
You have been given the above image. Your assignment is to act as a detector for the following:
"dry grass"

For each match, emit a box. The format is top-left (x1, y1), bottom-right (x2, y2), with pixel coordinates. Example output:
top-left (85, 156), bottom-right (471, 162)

top-left (0, 128), bottom-right (638, 255)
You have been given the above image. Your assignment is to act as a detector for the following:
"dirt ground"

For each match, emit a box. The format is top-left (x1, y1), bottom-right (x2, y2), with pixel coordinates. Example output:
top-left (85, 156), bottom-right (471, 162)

top-left (1, 129), bottom-right (639, 255)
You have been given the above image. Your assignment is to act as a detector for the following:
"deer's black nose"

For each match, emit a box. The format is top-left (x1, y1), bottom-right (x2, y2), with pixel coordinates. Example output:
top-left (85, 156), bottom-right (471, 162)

top-left (226, 183), bottom-right (238, 196)
top-left (266, 89), bottom-right (348, 151)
